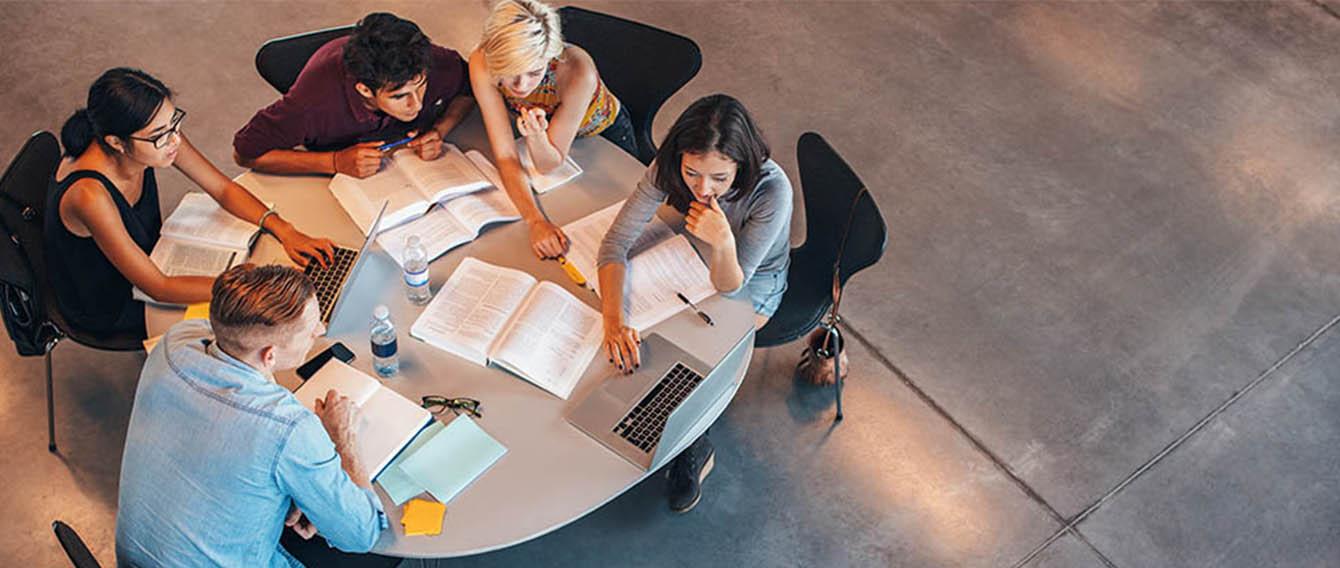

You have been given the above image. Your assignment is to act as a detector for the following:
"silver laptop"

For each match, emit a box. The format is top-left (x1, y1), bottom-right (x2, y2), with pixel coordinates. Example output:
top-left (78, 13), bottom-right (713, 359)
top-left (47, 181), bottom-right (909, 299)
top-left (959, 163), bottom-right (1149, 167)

top-left (304, 203), bottom-right (387, 326)
top-left (566, 334), bottom-right (733, 471)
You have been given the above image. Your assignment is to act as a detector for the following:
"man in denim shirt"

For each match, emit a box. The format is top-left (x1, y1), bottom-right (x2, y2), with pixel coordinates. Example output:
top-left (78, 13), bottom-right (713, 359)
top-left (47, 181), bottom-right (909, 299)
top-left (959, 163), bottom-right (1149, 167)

top-left (116, 264), bottom-right (388, 567)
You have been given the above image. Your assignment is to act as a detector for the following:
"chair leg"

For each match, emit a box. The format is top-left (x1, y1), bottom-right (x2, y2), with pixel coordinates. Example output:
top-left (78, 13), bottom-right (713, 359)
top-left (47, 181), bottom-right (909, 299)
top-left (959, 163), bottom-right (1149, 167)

top-left (46, 349), bottom-right (56, 453)
top-left (828, 324), bottom-right (844, 422)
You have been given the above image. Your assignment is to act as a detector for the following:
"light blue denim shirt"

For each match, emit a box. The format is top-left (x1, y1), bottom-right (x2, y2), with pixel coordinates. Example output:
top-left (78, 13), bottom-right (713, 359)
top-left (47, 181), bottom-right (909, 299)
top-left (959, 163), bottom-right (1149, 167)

top-left (116, 319), bottom-right (387, 567)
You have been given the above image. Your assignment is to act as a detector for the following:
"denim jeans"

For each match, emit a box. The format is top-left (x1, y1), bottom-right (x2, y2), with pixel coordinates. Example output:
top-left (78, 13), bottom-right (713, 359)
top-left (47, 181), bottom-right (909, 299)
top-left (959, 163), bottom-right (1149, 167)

top-left (599, 104), bottom-right (639, 159)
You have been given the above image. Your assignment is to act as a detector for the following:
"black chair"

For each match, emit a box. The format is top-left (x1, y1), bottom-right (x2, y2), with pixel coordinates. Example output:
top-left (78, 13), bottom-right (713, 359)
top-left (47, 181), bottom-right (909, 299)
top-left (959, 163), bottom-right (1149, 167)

top-left (0, 132), bottom-right (142, 453)
top-left (559, 6), bottom-right (702, 164)
top-left (755, 133), bottom-right (888, 421)
top-left (52, 521), bottom-right (102, 568)
top-left (255, 25), bottom-right (355, 95)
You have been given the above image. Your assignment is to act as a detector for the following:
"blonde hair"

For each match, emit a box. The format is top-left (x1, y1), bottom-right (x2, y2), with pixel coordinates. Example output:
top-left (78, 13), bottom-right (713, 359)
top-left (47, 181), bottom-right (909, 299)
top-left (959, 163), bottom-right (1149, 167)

top-left (479, 0), bottom-right (564, 78)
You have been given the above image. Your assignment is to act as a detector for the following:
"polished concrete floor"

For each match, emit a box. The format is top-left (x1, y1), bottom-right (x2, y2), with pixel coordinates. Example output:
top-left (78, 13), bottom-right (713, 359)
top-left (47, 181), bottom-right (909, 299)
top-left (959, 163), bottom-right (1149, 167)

top-left (3, 1), bottom-right (1339, 567)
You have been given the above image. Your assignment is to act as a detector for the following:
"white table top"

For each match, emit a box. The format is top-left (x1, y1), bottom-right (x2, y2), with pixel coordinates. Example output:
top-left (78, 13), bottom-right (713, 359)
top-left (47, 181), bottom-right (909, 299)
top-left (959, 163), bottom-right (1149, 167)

top-left (144, 115), bottom-right (756, 558)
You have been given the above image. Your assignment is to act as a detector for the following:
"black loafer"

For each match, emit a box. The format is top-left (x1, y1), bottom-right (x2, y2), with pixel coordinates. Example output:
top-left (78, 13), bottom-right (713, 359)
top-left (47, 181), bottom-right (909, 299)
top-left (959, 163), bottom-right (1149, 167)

top-left (666, 437), bottom-right (715, 513)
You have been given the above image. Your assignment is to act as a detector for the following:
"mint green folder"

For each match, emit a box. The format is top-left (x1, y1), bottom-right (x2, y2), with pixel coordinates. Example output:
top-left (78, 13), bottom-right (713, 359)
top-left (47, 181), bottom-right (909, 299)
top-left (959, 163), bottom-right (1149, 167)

top-left (376, 420), bottom-right (447, 505)
top-left (398, 415), bottom-right (507, 504)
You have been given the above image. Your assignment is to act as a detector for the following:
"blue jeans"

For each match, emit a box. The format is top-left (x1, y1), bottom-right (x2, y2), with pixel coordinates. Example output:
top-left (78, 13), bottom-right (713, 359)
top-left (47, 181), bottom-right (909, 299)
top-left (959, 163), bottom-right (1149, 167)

top-left (598, 105), bottom-right (638, 159)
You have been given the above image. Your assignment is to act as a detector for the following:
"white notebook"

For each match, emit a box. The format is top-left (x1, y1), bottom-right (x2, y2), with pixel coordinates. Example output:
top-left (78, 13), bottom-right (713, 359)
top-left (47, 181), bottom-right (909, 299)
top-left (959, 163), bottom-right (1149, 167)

top-left (330, 144), bottom-right (498, 235)
top-left (375, 187), bottom-right (520, 270)
top-left (562, 201), bottom-right (717, 331)
top-left (410, 257), bottom-right (602, 399)
top-left (294, 360), bottom-right (432, 480)
top-left (517, 139), bottom-right (582, 194)
top-left (133, 193), bottom-right (255, 304)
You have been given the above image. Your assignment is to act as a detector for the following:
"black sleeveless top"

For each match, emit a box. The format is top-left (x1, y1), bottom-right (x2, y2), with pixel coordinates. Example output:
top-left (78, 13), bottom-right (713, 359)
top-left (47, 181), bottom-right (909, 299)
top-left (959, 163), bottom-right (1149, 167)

top-left (44, 169), bottom-right (162, 334)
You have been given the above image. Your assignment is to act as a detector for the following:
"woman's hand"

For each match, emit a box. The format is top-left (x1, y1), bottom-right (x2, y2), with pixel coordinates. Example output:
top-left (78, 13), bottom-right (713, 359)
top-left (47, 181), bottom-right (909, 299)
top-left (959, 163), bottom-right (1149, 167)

top-left (528, 219), bottom-right (569, 259)
top-left (516, 107), bottom-right (550, 139)
top-left (602, 318), bottom-right (641, 375)
top-left (686, 196), bottom-right (734, 249)
top-left (275, 226), bottom-right (335, 269)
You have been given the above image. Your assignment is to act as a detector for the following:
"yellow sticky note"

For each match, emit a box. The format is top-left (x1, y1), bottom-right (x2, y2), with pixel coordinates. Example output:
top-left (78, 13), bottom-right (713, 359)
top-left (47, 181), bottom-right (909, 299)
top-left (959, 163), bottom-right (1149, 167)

top-left (401, 498), bottom-right (445, 537)
top-left (183, 302), bottom-right (210, 321)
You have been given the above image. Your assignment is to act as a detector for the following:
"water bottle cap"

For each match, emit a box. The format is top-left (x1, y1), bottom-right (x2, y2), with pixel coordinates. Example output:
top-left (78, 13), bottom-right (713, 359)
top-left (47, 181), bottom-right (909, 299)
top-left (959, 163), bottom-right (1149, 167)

top-left (406, 235), bottom-right (421, 247)
top-left (374, 305), bottom-right (390, 320)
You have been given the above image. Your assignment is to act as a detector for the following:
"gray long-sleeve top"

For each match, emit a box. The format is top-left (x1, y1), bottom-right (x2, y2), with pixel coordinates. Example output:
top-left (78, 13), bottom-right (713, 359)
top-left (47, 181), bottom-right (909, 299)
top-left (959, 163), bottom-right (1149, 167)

top-left (597, 159), bottom-right (793, 300)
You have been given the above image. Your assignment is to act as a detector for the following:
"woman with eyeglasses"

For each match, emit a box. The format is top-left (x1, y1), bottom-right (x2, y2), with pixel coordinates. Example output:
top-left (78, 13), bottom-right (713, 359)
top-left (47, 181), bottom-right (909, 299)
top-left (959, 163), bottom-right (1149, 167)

top-left (47, 68), bottom-right (335, 338)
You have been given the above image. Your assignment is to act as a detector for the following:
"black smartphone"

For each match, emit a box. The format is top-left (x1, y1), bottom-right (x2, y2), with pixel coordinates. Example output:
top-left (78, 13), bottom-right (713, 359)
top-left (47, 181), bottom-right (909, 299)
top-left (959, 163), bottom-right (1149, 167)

top-left (296, 342), bottom-right (356, 381)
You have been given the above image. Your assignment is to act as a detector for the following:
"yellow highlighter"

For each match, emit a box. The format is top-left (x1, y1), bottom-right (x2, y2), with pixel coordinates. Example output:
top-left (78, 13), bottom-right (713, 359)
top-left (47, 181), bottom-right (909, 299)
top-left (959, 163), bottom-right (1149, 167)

top-left (557, 256), bottom-right (596, 294)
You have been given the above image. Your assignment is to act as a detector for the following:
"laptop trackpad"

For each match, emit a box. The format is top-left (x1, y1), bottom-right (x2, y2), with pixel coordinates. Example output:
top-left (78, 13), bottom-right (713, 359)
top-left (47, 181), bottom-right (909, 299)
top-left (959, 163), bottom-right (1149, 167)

top-left (604, 372), bottom-right (651, 404)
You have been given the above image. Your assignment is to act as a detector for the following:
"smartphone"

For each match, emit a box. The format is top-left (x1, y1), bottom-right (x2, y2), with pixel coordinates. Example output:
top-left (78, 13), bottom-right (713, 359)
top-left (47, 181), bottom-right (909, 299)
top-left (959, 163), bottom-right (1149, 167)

top-left (296, 342), bottom-right (356, 381)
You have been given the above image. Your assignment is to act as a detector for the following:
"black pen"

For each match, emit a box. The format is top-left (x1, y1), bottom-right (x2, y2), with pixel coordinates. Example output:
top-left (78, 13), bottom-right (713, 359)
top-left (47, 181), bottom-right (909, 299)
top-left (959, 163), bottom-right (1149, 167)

top-left (676, 292), bottom-right (714, 326)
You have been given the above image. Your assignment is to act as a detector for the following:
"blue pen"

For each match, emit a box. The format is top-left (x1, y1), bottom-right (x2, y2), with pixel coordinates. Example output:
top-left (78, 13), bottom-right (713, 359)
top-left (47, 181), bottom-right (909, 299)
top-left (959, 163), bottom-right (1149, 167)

top-left (377, 136), bottom-right (414, 153)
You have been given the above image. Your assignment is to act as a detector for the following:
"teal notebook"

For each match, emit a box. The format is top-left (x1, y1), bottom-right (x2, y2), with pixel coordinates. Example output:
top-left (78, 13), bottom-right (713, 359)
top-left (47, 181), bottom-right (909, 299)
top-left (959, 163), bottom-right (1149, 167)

top-left (397, 415), bottom-right (508, 505)
top-left (377, 421), bottom-right (446, 505)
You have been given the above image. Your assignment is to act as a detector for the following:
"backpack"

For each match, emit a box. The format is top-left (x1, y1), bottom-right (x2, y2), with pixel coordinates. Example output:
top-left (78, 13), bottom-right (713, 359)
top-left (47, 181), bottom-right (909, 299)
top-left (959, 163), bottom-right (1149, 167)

top-left (0, 132), bottom-right (62, 356)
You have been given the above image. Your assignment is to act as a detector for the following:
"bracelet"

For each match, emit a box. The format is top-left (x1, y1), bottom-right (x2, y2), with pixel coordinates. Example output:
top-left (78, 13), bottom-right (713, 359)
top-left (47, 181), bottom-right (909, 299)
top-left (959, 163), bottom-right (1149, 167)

top-left (257, 208), bottom-right (278, 235)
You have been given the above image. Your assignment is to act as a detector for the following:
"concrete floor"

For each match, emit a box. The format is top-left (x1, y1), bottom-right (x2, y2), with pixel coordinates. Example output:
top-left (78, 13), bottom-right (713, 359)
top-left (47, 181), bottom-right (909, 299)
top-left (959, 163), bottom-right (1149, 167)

top-left (2, 1), bottom-right (1339, 566)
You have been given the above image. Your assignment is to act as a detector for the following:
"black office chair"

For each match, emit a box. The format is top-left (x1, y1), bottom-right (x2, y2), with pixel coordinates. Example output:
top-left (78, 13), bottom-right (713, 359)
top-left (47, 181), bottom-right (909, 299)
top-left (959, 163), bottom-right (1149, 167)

top-left (52, 521), bottom-right (102, 568)
top-left (255, 25), bottom-right (355, 94)
top-left (755, 132), bottom-right (888, 421)
top-left (558, 6), bottom-right (702, 164)
top-left (0, 131), bottom-right (143, 453)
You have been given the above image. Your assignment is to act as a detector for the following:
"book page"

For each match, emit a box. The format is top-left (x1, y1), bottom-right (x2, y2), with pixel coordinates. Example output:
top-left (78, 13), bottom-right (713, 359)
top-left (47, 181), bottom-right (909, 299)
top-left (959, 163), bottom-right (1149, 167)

top-left (443, 187), bottom-right (520, 234)
top-left (359, 387), bottom-right (433, 478)
top-left (295, 359), bottom-right (381, 408)
top-left (410, 258), bottom-right (537, 366)
top-left (464, 150), bottom-right (504, 190)
top-left (624, 234), bottom-right (718, 331)
top-left (562, 200), bottom-right (673, 290)
top-left (395, 145), bottom-right (491, 204)
top-left (329, 164), bottom-right (425, 235)
top-left (491, 281), bottom-right (602, 399)
top-left (161, 193), bottom-right (258, 250)
top-left (516, 140), bottom-right (582, 194)
top-left (376, 205), bottom-right (472, 269)
top-left (149, 239), bottom-right (243, 277)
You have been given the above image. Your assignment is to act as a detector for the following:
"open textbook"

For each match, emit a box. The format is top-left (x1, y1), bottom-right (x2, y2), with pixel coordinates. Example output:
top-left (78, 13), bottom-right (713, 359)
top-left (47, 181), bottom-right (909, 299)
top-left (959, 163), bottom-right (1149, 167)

top-left (133, 193), bottom-right (255, 304)
top-left (410, 258), bottom-right (602, 399)
top-left (375, 187), bottom-right (520, 269)
top-left (562, 201), bottom-right (717, 331)
top-left (517, 139), bottom-right (582, 194)
top-left (294, 359), bottom-right (433, 480)
top-left (331, 144), bottom-right (502, 235)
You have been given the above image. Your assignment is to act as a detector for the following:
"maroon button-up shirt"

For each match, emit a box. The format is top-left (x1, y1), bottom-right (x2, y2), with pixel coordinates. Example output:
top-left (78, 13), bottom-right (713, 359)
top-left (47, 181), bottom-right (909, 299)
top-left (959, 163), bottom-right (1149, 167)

top-left (233, 36), bottom-right (469, 161)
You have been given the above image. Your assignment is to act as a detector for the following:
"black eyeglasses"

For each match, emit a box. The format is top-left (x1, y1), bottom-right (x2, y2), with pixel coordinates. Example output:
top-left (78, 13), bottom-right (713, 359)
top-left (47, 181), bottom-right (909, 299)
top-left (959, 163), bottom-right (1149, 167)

top-left (421, 395), bottom-right (482, 419)
top-left (129, 108), bottom-right (186, 149)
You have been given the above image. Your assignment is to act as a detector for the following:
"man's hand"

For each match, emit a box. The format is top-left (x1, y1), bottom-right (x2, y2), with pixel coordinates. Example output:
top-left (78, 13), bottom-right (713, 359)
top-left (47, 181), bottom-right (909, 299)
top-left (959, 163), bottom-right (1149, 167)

top-left (408, 129), bottom-right (444, 161)
top-left (686, 196), bottom-right (734, 249)
top-left (286, 505), bottom-right (317, 540)
top-left (314, 389), bottom-right (360, 453)
top-left (527, 219), bottom-right (569, 259)
top-left (333, 142), bottom-right (385, 178)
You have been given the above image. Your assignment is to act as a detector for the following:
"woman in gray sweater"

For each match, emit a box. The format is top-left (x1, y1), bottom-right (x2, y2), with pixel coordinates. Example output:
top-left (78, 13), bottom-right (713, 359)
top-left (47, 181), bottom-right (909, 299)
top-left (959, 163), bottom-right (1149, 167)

top-left (596, 94), bottom-right (792, 513)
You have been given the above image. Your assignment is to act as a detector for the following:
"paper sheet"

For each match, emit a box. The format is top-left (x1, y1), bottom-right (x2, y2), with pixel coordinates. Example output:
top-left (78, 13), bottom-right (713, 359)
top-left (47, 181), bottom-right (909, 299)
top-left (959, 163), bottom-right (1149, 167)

top-left (398, 415), bottom-right (507, 505)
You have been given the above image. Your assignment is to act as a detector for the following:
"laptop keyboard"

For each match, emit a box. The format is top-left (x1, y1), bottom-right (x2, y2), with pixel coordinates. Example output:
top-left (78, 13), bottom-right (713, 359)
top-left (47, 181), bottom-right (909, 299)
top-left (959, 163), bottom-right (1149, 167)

top-left (613, 362), bottom-right (705, 453)
top-left (304, 245), bottom-right (358, 323)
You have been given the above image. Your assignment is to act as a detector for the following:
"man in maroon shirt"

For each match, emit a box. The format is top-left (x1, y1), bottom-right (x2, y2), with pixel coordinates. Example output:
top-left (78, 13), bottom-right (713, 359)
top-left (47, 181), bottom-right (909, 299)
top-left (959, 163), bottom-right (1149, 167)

top-left (234, 13), bottom-right (474, 178)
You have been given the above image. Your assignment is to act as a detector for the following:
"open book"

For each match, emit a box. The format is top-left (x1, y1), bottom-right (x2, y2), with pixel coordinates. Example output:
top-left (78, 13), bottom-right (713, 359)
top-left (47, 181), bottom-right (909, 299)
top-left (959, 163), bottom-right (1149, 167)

top-left (410, 258), bottom-right (602, 399)
top-left (517, 139), bottom-right (582, 194)
top-left (294, 359), bottom-right (433, 480)
top-left (330, 144), bottom-right (501, 235)
top-left (562, 201), bottom-right (717, 331)
top-left (375, 187), bottom-right (520, 269)
top-left (133, 193), bottom-right (255, 304)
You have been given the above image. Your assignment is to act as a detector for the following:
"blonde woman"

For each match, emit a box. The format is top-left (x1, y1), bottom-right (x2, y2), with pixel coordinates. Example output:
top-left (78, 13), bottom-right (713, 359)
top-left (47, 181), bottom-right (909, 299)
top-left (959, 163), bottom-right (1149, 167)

top-left (469, 0), bottom-right (635, 259)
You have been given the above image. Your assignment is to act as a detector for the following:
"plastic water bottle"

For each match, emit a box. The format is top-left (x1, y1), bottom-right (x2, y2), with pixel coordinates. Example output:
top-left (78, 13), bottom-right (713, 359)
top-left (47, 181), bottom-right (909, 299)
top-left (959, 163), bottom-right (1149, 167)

top-left (370, 305), bottom-right (399, 377)
top-left (403, 235), bottom-right (432, 305)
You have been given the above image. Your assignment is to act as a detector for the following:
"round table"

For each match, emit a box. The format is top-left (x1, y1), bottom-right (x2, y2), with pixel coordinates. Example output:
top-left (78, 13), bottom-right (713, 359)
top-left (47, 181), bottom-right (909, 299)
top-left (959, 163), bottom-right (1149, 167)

top-left (145, 116), bottom-right (756, 558)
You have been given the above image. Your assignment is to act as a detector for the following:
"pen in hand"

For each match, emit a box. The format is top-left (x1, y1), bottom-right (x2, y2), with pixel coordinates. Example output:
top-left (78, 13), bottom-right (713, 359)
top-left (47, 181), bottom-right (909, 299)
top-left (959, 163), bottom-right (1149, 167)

top-left (377, 136), bottom-right (414, 153)
top-left (676, 292), bottom-right (714, 326)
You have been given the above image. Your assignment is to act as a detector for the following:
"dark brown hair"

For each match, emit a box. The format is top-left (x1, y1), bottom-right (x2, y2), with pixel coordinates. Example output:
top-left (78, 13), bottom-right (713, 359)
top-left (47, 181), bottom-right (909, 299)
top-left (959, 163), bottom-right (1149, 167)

top-left (210, 264), bottom-right (316, 349)
top-left (654, 94), bottom-right (770, 213)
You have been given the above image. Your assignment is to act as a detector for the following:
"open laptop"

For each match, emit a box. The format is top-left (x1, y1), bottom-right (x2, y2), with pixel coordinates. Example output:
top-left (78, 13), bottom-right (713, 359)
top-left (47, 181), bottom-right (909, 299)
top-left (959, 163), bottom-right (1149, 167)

top-left (566, 334), bottom-right (735, 471)
top-left (304, 203), bottom-right (387, 326)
